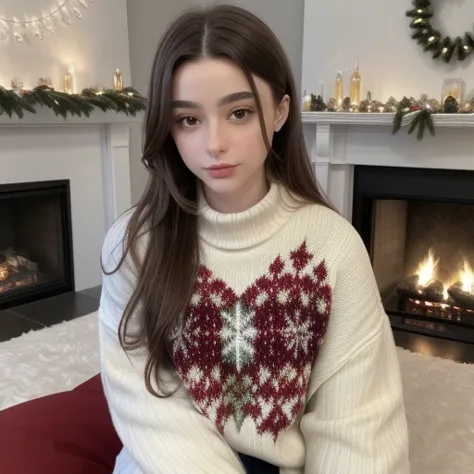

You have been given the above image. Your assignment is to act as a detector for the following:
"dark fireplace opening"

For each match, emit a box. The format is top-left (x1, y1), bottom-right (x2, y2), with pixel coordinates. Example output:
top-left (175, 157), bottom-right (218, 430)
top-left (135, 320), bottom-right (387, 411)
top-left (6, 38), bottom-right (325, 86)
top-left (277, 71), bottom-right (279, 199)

top-left (353, 166), bottom-right (474, 345)
top-left (0, 180), bottom-right (74, 310)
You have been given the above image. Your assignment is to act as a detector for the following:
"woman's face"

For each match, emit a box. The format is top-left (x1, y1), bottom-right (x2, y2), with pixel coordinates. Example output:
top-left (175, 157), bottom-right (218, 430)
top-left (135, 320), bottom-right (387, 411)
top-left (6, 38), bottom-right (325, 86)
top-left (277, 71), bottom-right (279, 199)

top-left (170, 58), bottom-right (289, 212)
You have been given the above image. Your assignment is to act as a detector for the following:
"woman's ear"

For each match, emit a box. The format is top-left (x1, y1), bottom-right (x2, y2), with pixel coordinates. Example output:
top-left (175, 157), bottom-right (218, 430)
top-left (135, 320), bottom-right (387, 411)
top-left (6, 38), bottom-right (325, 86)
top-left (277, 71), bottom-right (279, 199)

top-left (274, 94), bottom-right (290, 132)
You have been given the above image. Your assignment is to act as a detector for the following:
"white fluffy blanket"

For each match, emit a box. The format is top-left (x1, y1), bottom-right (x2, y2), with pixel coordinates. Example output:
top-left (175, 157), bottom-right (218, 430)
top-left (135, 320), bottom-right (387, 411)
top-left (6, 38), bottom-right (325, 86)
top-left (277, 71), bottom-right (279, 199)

top-left (1, 312), bottom-right (473, 474)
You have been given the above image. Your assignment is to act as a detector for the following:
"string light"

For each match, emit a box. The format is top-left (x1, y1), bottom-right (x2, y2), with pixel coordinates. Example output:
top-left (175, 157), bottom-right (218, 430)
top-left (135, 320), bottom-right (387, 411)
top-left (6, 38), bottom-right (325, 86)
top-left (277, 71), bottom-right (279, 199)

top-left (0, 1), bottom-right (73, 25)
top-left (0, 0), bottom-right (93, 42)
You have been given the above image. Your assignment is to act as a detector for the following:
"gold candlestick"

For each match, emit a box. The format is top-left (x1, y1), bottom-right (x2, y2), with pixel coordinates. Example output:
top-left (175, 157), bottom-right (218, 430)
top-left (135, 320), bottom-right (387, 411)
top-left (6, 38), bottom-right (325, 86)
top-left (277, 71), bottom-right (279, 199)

top-left (114, 68), bottom-right (124, 92)
top-left (63, 65), bottom-right (76, 94)
top-left (335, 71), bottom-right (344, 106)
top-left (63, 74), bottom-right (73, 94)
top-left (350, 60), bottom-right (361, 106)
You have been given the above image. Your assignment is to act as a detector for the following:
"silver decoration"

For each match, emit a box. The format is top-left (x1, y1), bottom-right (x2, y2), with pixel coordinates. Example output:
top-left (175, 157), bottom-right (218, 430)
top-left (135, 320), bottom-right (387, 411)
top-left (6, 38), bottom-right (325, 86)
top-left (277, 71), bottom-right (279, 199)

top-left (11, 78), bottom-right (24, 94)
top-left (37, 77), bottom-right (53, 87)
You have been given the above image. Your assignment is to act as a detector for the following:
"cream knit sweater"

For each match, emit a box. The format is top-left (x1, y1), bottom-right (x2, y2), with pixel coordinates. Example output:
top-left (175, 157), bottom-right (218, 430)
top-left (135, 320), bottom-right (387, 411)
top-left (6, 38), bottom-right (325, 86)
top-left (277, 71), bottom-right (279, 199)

top-left (99, 183), bottom-right (410, 474)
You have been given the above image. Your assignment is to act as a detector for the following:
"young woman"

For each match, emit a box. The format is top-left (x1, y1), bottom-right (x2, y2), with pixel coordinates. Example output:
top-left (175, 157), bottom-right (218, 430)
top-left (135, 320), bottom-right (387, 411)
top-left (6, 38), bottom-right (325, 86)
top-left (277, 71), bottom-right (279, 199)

top-left (99, 5), bottom-right (410, 474)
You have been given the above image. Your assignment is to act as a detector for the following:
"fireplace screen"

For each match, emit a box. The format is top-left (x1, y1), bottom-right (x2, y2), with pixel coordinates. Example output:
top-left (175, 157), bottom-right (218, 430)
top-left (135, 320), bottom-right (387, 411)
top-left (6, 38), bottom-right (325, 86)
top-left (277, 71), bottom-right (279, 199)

top-left (0, 181), bottom-right (74, 309)
top-left (353, 165), bottom-right (474, 344)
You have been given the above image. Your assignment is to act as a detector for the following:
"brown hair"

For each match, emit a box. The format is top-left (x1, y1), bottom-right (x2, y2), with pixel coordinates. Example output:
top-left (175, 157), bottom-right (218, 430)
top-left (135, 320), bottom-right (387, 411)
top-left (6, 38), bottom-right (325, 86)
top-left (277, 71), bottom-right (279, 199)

top-left (108, 4), bottom-right (329, 396)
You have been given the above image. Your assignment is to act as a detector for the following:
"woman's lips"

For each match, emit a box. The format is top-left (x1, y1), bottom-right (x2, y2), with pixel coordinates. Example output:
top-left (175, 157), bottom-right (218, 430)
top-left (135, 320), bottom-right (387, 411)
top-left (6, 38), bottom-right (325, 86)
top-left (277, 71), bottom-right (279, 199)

top-left (205, 164), bottom-right (238, 179)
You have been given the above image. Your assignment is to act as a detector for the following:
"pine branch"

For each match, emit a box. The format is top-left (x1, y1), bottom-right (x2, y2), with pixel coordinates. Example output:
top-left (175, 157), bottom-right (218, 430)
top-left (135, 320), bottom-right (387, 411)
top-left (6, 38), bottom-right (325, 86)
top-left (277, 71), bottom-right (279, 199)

top-left (392, 97), bottom-right (435, 141)
top-left (392, 110), bottom-right (403, 135)
top-left (0, 86), bottom-right (37, 118)
top-left (407, 112), bottom-right (421, 135)
top-left (426, 112), bottom-right (435, 137)
top-left (417, 112), bottom-right (426, 140)
top-left (0, 85), bottom-right (147, 119)
top-left (81, 89), bottom-right (119, 112)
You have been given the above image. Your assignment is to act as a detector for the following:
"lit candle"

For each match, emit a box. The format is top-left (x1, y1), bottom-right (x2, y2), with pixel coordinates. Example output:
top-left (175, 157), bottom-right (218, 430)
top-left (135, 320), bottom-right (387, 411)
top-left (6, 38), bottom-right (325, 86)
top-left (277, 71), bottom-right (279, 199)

top-left (63, 64), bottom-right (76, 94)
top-left (301, 90), bottom-right (311, 111)
top-left (68, 65), bottom-right (77, 93)
top-left (63, 73), bottom-right (72, 94)
top-left (114, 68), bottom-right (124, 92)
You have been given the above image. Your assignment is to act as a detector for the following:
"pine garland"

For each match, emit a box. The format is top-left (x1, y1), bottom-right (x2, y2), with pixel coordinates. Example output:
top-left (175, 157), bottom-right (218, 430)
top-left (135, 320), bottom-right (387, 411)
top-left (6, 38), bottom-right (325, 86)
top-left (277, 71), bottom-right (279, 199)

top-left (392, 97), bottom-right (435, 141)
top-left (0, 85), bottom-right (146, 119)
top-left (305, 90), bottom-right (474, 141)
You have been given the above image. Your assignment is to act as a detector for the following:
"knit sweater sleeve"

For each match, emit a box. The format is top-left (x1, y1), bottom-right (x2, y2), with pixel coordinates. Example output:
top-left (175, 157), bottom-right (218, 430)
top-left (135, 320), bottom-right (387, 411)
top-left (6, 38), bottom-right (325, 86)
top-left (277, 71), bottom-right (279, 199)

top-left (98, 214), bottom-right (245, 474)
top-left (300, 221), bottom-right (410, 474)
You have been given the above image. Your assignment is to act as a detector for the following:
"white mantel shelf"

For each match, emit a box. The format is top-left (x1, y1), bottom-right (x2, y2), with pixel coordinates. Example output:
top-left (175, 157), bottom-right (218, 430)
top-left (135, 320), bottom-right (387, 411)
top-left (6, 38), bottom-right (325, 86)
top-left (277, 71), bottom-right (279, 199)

top-left (0, 108), bottom-right (144, 126)
top-left (302, 112), bottom-right (474, 127)
top-left (302, 111), bottom-right (474, 223)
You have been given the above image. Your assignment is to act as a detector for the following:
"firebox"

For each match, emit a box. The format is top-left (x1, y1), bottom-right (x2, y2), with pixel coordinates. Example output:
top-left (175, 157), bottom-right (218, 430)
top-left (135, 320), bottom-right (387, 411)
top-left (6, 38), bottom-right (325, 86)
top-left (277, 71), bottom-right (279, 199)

top-left (0, 180), bottom-right (74, 310)
top-left (353, 166), bottom-right (474, 345)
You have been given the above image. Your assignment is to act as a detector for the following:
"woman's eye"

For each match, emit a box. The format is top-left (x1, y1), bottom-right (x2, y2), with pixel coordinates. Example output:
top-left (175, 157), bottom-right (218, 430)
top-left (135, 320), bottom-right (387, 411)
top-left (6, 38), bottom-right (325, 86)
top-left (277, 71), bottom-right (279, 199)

top-left (231, 108), bottom-right (252, 121)
top-left (177, 116), bottom-right (199, 127)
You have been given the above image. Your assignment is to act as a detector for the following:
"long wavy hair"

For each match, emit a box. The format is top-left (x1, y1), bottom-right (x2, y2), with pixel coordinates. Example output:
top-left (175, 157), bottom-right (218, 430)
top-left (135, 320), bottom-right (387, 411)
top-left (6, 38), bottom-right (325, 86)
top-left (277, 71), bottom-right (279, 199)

top-left (109, 4), bottom-right (330, 396)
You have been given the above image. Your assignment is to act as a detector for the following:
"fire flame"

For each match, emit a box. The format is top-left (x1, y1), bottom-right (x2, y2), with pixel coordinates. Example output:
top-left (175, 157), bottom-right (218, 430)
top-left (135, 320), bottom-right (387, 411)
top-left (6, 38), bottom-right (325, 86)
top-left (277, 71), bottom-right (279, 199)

top-left (460, 260), bottom-right (474, 294)
top-left (416, 249), bottom-right (439, 287)
top-left (414, 250), bottom-right (474, 298)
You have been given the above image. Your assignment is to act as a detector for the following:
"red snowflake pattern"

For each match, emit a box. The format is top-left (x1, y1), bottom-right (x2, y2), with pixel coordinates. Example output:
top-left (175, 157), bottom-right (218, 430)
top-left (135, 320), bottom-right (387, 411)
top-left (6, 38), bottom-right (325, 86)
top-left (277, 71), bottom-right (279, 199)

top-left (171, 240), bottom-right (332, 441)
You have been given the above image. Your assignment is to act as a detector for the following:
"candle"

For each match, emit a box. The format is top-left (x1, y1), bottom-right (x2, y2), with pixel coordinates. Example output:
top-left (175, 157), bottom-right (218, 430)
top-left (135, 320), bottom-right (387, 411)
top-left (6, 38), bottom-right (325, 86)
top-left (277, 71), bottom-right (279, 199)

top-left (114, 68), bottom-right (124, 92)
top-left (63, 64), bottom-right (76, 94)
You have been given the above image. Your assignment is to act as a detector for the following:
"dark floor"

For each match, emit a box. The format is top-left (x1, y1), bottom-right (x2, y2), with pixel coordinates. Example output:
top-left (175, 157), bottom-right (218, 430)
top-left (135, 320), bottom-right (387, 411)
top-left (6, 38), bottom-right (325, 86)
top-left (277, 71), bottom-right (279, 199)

top-left (0, 287), bottom-right (101, 343)
top-left (392, 329), bottom-right (474, 364)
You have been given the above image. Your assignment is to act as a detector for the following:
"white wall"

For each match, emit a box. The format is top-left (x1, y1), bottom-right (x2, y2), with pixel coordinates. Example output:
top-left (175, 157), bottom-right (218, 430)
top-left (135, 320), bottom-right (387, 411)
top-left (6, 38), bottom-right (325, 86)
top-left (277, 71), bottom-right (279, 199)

top-left (127, 0), bottom-right (305, 204)
top-left (0, 0), bottom-right (131, 91)
top-left (302, 0), bottom-right (474, 102)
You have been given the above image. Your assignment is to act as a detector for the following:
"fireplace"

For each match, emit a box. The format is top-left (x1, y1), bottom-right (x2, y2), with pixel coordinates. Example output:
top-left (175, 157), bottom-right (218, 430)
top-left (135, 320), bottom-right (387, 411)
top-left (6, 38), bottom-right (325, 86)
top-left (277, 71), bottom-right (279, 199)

top-left (353, 166), bottom-right (474, 344)
top-left (0, 180), bottom-right (74, 310)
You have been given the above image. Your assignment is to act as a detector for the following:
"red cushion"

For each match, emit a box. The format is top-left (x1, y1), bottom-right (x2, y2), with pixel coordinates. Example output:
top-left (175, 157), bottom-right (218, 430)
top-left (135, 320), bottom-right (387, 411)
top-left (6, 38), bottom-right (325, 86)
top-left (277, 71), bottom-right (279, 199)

top-left (0, 374), bottom-right (122, 474)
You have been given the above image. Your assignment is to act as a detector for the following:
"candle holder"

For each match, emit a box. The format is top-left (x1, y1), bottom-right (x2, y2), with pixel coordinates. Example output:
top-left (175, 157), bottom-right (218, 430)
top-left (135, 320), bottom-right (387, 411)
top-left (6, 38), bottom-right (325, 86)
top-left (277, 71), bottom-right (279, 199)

top-left (442, 78), bottom-right (465, 104)
top-left (114, 68), bottom-right (124, 92)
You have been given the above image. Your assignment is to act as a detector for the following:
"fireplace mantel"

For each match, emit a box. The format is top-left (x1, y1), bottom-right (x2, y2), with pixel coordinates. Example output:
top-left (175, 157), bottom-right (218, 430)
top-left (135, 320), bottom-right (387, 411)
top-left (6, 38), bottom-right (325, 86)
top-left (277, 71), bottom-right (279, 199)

top-left (302, 112), bottom-right (474, 127)
top-left (302, 112), bottom-right (474, 222)
top-left (0, 110), bottom-right (142, 291)
top-left (0, 109), bottom-right (144, 126)
top-left (0, 110), bottom-right (141, 231)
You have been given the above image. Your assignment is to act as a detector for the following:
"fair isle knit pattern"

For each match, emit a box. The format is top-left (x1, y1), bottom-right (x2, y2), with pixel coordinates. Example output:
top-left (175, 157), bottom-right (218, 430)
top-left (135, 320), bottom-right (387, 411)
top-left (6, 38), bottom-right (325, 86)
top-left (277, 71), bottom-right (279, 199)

top-left (172, 242), bottom-right (331, 440)
top-left (98, 182), bottom-right (410, 474)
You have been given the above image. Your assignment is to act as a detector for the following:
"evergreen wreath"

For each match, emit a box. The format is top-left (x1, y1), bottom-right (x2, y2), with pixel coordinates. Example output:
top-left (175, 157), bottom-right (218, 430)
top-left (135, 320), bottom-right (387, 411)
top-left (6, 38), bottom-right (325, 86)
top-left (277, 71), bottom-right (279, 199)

top-left (407, 0), bottom-right (474, 63)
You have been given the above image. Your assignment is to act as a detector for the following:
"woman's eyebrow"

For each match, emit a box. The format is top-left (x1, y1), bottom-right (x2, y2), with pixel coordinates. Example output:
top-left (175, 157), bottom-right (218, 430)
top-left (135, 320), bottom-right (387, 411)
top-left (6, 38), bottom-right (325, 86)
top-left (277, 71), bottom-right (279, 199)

top-left (171, 91), bottom-right (256, 109)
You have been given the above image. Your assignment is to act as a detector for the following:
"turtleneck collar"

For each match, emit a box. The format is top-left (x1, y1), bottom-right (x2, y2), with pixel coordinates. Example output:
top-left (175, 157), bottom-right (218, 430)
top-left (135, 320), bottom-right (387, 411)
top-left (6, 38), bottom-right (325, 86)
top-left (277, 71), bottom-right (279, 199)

top-left (198, 182), bottom-right (295, 250)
